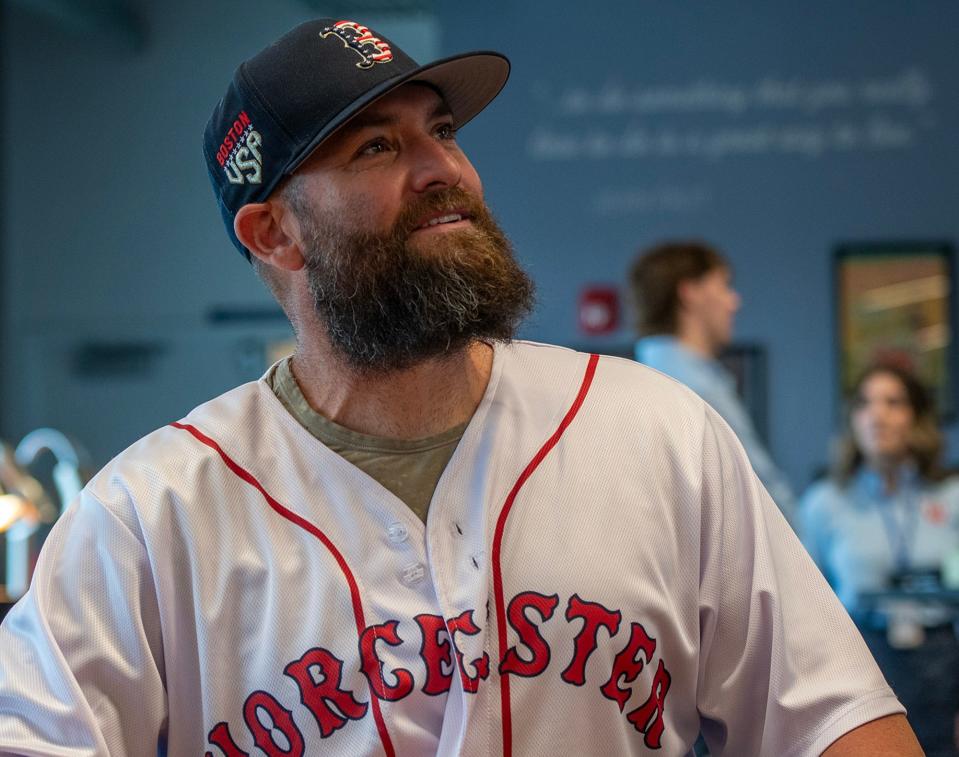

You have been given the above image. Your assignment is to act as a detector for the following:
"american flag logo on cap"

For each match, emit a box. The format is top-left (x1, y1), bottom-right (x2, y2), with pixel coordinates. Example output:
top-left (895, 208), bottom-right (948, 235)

top-left (320, 21), bottom-right (393, 69)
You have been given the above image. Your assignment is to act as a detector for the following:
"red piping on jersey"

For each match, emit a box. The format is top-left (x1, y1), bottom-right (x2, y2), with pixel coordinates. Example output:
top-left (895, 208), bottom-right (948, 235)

top-left (169, 421), bottom-right (396, 757)
top-left (490, 353), bottom-right (600, 757)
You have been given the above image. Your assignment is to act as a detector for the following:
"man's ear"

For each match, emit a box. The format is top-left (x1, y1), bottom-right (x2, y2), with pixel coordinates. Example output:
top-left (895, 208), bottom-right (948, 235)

top-left (676, 278), bottom-right (700, 310)
top-left (234, 202), bottom-right (305, 271)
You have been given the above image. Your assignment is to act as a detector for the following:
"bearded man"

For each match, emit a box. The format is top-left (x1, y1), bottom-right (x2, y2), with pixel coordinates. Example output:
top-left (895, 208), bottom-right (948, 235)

top-left (0, 18), bottom-right (922, 757)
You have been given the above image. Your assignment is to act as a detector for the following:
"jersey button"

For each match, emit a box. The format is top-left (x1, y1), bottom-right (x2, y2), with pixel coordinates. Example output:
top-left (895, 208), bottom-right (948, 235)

top-left (387, 523), bottom-right (409, 543)
top-left (401, 562), bottom-right (426, 585)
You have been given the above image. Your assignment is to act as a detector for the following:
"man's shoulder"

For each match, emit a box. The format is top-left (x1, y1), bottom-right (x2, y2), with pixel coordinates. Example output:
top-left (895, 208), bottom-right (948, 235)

top-left (511, 337), bottom-right (685, 376)
top-left (635, 337), bottom-right (729, 396)
top-left (506, 340), bottom-right (709, 422)
top-left (86, 378), bottom-right (275, 499)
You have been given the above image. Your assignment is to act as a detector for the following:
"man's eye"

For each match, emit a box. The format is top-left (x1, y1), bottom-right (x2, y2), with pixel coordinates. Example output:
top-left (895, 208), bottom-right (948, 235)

top-left (359, 139), bottom-right (390, 156)
top-left (435, 123), bottom-right (456, 140)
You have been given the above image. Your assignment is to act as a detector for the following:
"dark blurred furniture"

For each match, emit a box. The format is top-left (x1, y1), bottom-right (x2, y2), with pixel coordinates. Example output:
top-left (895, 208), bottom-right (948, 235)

top-left (858, 583), bottom-right (959, 757)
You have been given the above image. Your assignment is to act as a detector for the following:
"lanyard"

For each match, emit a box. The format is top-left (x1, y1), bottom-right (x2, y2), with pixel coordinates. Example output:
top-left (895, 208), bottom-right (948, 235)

top-left (876, 494), bottom-right (920, 573)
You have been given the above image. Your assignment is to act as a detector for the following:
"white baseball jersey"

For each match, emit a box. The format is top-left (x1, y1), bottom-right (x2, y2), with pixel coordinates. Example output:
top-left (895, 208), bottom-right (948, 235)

top-left (0, 341), bottom-right (902, 756)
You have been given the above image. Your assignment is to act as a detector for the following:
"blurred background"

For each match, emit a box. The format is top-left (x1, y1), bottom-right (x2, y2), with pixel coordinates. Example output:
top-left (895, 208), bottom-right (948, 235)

top-left (3, 0), bottom-right (957, 487)
top-left (1, 0), bottom-right (958, 751)
top-left (0, 3), bottom-right (955, 537)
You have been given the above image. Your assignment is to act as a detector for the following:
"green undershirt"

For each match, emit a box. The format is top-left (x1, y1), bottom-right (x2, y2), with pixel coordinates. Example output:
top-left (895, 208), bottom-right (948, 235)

top-left (267, 358), bottom-right (467, 523)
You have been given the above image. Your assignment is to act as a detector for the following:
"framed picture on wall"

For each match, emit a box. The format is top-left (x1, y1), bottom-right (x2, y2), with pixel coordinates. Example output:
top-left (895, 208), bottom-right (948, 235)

top-left (835, 241), bottom-right (956, 418)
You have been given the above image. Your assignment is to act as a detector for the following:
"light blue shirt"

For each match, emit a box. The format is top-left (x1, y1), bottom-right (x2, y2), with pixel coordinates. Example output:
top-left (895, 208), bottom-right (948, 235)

top-left (636, 335), bottom-right (796, 522)
top-left (800, 468), bottom-right (959, 612)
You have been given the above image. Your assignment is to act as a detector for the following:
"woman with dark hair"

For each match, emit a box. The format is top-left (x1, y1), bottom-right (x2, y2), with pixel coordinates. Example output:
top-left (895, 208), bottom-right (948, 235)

top-left (800, 364), bottom-right (959, 755)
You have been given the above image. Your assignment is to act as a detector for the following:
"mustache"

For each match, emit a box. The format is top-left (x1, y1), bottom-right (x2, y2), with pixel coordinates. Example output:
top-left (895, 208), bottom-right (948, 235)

top-left (392, 186), bottom-right (490, 237)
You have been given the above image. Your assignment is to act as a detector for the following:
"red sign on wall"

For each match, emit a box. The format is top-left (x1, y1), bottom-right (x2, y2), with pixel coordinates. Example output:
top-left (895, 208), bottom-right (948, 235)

top-left (578, 285), bottom-right (620, 335)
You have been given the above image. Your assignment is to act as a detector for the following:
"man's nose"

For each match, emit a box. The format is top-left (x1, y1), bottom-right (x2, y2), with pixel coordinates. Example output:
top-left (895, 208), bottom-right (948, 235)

top-left (408, 136), bottom-right (462, 193)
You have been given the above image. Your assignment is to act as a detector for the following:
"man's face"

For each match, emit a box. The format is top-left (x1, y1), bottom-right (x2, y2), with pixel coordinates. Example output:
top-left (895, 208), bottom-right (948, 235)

top-left (682, 266), bottom-right (740, 351)
top-left (292, 83), bottom-right (485, 239)
top-left (285, 83), bottom-right (534, 372)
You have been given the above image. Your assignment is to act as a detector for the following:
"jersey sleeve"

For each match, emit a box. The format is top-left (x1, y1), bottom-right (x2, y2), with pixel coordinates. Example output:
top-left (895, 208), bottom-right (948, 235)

top-left (695, 406), bottom-right (903, 757)
top-left (0, 488), bottom-right (167, 756)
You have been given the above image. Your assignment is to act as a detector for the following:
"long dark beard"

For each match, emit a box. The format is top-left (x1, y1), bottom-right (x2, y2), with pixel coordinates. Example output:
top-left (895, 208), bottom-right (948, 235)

top-left (301, 187), bottom-right (535, 373)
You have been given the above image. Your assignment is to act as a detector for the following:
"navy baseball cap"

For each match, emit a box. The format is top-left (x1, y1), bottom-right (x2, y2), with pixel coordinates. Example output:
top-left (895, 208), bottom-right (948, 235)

top-left (203, 18), bottom-right (510, 261)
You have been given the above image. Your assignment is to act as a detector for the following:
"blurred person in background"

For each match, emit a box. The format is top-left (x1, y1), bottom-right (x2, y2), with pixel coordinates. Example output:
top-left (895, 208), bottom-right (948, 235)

top-left (630, 240), bottom-right (796, 523)
top-left (800, 363), bottom-right (959, 756)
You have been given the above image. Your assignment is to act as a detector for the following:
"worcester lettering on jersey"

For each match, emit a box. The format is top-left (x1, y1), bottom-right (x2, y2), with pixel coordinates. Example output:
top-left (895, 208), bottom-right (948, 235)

top-left (204, 590), bottom-right (672, 755)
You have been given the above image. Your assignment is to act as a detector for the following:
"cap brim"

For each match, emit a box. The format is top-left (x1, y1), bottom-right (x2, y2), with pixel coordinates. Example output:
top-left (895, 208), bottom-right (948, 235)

top-left (285, 51), bottom-right (510, 175)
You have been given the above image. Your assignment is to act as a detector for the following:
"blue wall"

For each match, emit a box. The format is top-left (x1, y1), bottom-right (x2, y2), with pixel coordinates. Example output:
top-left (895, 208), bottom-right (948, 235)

top-left (437, 1), bottom-right (959, 490)
top-left (1, 1), bottom-right (438, 464)
top-left (2, 1), bottom-right (957, 494)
